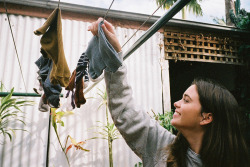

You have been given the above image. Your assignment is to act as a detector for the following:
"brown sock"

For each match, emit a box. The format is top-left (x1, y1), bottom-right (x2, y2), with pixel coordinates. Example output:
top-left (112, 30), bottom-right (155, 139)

top-left (34, 8), bottom-right (70, 87)
top-left (75, 78), bottom-right (86, 108)
top-left (65, 70), bottom-right (76, 91)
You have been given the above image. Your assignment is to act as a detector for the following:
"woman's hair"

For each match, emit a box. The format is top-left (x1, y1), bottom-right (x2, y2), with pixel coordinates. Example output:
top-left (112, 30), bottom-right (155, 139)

top-left (167, 78), bottom-right (249, 167)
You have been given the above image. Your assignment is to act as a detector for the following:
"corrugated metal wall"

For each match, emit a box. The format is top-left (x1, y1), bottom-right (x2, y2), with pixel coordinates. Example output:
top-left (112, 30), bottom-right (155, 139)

top-left (0, 12), bottom-right (167, 167)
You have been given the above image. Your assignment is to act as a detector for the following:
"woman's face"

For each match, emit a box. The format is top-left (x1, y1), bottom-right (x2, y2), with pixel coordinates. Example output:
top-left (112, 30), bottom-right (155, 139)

top-left (171, 84), bottom-right (203, 131)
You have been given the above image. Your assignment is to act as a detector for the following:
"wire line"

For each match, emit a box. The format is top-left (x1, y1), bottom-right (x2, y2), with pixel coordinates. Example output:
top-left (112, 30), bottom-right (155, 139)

top-left (103, 0), bottom-right (115, 21)
top-left (84, 0), bottom-right (168, 94)
top-left (3, 0), bottom-right (28, 92)
top-left (122, 0), bottom-right (167, 48)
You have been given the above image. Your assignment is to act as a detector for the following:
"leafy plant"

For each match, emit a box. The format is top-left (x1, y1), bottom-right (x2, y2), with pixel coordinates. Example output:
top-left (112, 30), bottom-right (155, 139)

top-left (51, 102), bottom-right (90, 166)
top-left (65, 135), bottom-right (90, 154)
top-left (212, 16), bottom-right (226, 26)
top-left (151, 110), bottom-right (176, 134)
top-left (156, 0), bottom-right (203, 19)
top-left (51, 108), bottom-right (70, 166)
top-left (0, 81), bottom-right (4, 92)
top-left (134, 162), bottom-right (143, 167)
top-left (90, 87), bottom-right (120, 167)
top-left (230, 9), bottom-right (250, 30)
top-left (0, 88), bottom-right (33, 143)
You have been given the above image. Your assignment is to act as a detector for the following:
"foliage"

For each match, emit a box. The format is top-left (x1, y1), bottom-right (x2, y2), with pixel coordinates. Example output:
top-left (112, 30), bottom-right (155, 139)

top-left (0, 82), bottom-right (4, 92)
top-left (90, 121), bottom-right (120, 142)
top-left (212, 17), bottom-right (226, 26)
top-left (65, 135), bottom-right (90, 154)
top-left (230, 9), bottom-right (250, 30)
top-left (156, 0), bottom-right (203, 19)
top-left (152, 110), bottom-right (176, 134)
top-left (229, 4), bottom-right (250, 67)
top-left (134, 162), bottom-right (143, 167)
top-left (51, 108), bottom-right (70, 166)
top-left (239, 45), bottom-right (250, 61)
top-left (51, 101), bottom-right (90, 166)
top-left (0, 87), bottom-right (33, 143)
top-left (90, 87), bottom-right (120, 167)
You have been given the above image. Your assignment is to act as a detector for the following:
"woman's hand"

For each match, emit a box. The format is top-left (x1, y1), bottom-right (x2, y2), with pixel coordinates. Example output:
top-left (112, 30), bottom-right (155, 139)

top-left (88, 18), bottom-right (122, 53)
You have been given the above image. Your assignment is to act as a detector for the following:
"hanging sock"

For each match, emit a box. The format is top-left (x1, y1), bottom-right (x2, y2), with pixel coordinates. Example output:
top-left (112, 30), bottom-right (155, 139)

top-left (74, 78), bottom-right (86, 108)
top-left (35, 54), bottom-right (62, 109)
top-left (38, 94), bottom-right (50, 112)
top-left (76, 52), bottom-right (89, 88)
top-left (65, 70), bottom-right (86, 108)
top-left (65, 70), bottom-right (76, 109)
top-left (85, 21), bottom-right (122, 80)
top-left (42, 61), bottom-right (62, 108)
top-left (34, 8), bottom-right (70, 87)
top-left (64, 51), bottom-right (89, 109)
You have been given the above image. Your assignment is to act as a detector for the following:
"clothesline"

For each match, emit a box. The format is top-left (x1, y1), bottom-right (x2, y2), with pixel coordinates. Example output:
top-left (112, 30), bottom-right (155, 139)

top-left (2, 0), bottom-right (170, 98)
top-left (84, 0), bottom-right (191, 94)
top-left (2, 0), bottom-right (191, 97)
top-left (3, 0), bottom-right (27, 92)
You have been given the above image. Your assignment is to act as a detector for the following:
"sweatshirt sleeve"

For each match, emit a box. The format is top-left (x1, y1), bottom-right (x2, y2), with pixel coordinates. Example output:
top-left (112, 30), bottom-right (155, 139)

top-left (104, 54), bottom-right (175, 161)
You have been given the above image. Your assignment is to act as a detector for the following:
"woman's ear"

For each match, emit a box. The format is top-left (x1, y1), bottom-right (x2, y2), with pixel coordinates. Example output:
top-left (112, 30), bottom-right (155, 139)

top-left (200, 113), bottom-right (213, 125)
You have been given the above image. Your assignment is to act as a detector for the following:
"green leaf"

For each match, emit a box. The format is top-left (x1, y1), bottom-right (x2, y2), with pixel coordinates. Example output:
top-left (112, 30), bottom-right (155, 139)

top-left (5, 131), bottom-right (12, 141)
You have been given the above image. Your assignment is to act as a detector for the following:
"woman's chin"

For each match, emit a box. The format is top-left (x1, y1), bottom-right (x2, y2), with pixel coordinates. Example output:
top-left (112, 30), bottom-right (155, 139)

top-left (171, 119), bottom-right (177, 127)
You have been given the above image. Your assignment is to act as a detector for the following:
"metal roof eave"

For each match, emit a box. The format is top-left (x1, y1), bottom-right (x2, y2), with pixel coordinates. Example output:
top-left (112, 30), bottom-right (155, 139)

top-left (1, 0), bottom-right (250, 34)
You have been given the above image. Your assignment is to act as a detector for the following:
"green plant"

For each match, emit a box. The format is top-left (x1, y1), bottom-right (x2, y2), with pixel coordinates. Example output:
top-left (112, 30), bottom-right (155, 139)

top-left (152, 110), bottom-right (176, 134)
top-left (230, 2), bottom-right (250, 30)
top-left (156, 0), bottom-right (203, 19)
top-left (51, 108), bottom-right (70, 166)
top-left (65, 135), bottom-right (90, 154)
top-left (0, 81), bottom-right (4, 92)
top-left (212, 16), bottom-right (226, 26)
top-left (90, 87), bottom-right (120, 167)
top-left (134, 162), bottom-right (143, 167)
top-left (0, 88), bottom-right (33, 143)
top-left (51, 101), bottom-right (90, 166)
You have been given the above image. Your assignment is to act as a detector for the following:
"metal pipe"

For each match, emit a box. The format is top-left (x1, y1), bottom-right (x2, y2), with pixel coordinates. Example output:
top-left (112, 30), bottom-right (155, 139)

top-left (123, 0), bottom-right (191, 60)
top-left (84, 0), bottom-right (191, 94)
top-left (0, 92), bottom-right (63, 97)
top-left (0, 92), bottom-right (41, 97)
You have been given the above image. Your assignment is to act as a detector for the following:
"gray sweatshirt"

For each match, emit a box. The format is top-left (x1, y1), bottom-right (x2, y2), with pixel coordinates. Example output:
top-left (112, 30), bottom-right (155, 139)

top-left (104, 60), bottom-right (202, 167)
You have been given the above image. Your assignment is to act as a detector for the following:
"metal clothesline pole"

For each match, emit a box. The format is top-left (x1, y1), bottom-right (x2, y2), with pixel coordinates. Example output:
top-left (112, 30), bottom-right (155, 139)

top-left (84, 0), bottom-right (191, 94)
top-left (0, 92), bottom-right (41, 97)
top-left (123, 0), bottom-right (191, 60)
top-left (0, 92), bottom-right (63, 97)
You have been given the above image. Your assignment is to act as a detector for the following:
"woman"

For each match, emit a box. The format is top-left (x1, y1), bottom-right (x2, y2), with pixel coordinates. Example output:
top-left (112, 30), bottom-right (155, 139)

top-left (88, 18), bottom-right (249, 167)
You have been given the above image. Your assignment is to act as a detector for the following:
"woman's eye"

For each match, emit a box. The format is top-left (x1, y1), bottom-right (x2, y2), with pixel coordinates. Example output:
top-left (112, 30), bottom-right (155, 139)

top-left (183, 98), bottom-right (189, 103)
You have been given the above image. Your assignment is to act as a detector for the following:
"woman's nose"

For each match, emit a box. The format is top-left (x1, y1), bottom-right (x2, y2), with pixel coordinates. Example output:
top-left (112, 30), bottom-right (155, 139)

top-left (174, 100), bottom-right (181, 108)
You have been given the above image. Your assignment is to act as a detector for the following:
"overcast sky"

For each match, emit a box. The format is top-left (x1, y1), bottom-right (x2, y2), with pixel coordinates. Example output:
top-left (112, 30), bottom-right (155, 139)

top-left (54, 0), bottom-right (250, 25)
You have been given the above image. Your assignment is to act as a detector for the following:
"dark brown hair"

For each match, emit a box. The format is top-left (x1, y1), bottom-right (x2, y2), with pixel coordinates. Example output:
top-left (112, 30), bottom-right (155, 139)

top-left (167, 78), bottom-right (249, 167)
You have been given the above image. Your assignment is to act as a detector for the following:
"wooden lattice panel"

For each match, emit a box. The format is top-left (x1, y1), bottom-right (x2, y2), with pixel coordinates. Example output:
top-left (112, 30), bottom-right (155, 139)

top-left (164, 30), bottom-right (246, 65)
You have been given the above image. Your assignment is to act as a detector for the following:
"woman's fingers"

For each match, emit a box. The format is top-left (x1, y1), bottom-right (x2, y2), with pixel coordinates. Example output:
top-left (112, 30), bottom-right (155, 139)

top-left (103, 20), bottom-right (115, 34)
top-left (87, 18), bottom-right (102, 36)
top-left (101, 24), bottom-right (112, 38)
top-left (87, 18), bottom-right (122, 52)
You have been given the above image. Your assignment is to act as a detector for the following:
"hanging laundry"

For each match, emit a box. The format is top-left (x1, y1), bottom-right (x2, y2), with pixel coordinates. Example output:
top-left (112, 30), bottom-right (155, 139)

top-left (76, 53), bottom-right (89, 85)
top-left (35, 52), bottom-right (62, 109)
top-left (65, 70), bottom-right (86, 109)
top-left (64, 52), bottom-right (89, 109)
top-left (43, 61), bottom-right (62, 108)
top-left (34, 7), bottom-right (70, 87)
top-left (85, 21), bottom-right (122, 80)
top-left (64, 21), bottom-right (122, 109)
top-left (38, 94), bottom-right (49, 112)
